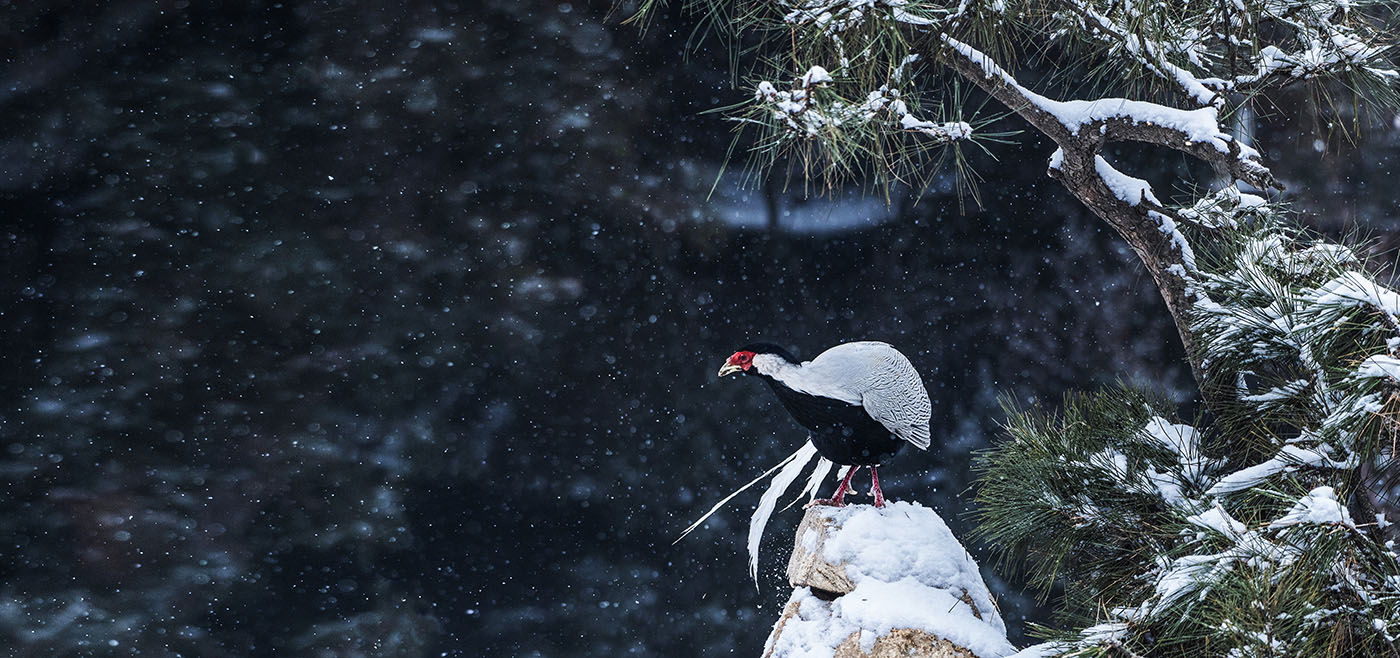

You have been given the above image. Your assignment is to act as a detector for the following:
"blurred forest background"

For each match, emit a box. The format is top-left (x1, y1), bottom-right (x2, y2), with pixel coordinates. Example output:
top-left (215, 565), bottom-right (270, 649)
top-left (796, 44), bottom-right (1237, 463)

top-left (2, 1), bottom-right (1398, 656)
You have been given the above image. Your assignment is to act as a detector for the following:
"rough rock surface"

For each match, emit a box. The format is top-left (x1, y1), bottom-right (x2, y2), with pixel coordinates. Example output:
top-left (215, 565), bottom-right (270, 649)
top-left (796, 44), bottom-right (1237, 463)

top-left (763, 502), bottom-right (1014, 658)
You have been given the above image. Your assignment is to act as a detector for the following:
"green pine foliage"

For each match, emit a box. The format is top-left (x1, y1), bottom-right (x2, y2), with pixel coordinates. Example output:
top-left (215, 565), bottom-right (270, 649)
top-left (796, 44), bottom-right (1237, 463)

top-left (975, 389), bottom-right (1209, 628)
top-left (634, 0), bottom-right (1017, 193)
top-left (976, 199), bottom-right (1400, 657)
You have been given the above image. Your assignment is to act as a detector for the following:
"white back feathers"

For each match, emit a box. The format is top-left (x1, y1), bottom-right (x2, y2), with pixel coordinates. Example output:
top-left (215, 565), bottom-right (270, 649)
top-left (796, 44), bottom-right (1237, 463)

top-left (755, 341), bottom-right (932, 450)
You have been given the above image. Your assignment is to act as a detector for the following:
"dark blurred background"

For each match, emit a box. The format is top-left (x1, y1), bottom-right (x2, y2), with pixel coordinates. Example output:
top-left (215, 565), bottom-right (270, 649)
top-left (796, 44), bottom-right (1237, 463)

top-left (2, 1), bottom-right (1397, 657)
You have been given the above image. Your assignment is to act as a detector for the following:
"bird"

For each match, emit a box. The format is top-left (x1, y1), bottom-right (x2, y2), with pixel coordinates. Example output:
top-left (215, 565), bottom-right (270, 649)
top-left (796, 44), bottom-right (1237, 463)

top-left (717, 341), bottom-right (932, 508)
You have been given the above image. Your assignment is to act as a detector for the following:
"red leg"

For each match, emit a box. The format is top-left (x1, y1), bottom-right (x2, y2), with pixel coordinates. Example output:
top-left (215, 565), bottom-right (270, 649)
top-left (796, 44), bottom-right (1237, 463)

top-left (870, 466), bottom-right (886, 508)
top-left (807, 466), bottom-right (860, 508)
top-left (831, 466), bottom-right (858, 506)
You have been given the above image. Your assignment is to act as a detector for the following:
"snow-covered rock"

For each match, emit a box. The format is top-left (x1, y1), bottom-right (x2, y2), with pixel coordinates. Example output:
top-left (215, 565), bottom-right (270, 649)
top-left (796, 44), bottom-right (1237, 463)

top-left (764, 502), bottom-right (1015, 658)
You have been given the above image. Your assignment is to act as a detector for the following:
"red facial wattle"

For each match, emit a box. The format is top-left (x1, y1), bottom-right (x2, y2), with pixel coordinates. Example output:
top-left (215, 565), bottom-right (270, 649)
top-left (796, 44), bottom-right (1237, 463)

top-left (718, 350), bottom-right (757, 377)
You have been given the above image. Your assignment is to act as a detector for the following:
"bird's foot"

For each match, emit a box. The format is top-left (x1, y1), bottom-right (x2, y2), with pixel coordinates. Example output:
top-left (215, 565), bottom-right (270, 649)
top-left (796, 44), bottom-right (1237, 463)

top-left (870, 466), bottom-right (886, 508)
top-left (808, 466), bottom-right (859, 509)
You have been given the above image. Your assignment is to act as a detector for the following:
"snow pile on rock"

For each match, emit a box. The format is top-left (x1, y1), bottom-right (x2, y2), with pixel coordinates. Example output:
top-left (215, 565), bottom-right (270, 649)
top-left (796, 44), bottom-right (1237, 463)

top-left (765, 501), bottom-right (1015, 658)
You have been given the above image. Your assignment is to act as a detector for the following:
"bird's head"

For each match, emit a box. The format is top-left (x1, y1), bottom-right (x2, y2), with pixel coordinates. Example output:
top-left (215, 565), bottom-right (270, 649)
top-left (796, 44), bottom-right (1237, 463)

top-left (717, 343), bottom-right (797, 377)
top-left (717, 351), bottom-right (755, 377)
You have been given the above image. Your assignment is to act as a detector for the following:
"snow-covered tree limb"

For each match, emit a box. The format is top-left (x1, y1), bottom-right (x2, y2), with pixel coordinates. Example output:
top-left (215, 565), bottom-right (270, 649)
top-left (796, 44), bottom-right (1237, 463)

top-left (937, 36), bottom-right (1274, 402)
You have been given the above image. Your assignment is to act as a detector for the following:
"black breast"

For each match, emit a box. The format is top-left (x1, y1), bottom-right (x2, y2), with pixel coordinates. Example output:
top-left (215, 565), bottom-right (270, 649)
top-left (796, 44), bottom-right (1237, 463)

top-left (763, 379), bottom-right (903, 465)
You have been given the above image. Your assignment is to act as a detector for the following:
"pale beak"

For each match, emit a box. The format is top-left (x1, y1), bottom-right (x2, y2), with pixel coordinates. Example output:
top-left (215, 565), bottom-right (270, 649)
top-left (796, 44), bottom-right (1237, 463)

top-left (717, 362), bottom-right (743, 377)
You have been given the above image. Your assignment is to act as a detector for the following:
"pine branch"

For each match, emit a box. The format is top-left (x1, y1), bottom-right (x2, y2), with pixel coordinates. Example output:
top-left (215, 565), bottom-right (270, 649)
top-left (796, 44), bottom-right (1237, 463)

top-left (1050, 0), bottom-right (1223, 107)
top-left (937, 36), bottom-right (1265, 413)
top-left (1047, 0), bottom-right (1400, 107)
top-left (975, 214), bottom-right (1400, 657)
top-left (937, 35), bottom-right (1276, 193)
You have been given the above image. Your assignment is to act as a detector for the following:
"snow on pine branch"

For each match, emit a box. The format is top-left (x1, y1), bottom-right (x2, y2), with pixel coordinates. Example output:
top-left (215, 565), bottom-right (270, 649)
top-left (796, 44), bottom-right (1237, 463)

top-left (1125, 504), bottom-right (1302, 620)
top-left (1051, 0), bottom-right (1398, 105)
top-left (1139, 416), bottom-right (1215, 495)
top-left (1232, 0), bottom-right (1399, 85)
top-left (1187, 227), bottom-right (1400, 459)
top-left (1123, 486), bottom-right (1370, 630)
top-left (1118, 218), bottom-right (1400, 625)
top-left (1268, 485), bottom-right (1356, 529)
top-left (943, 37), bottom-right (1273, 192)
top-left (751, 64), bottom-right (974, 144)
top-left (781, 0), bottom-right (976, 36)
top-left (1358, 355), bottom-right (1400, 381)
top-left (1052, 0), bottom-right (1221, 106)
top-left (1305, 270), bottom-right (1400, 321)
top-left (978, 218), bottom-right (1400, 655)
top-left (1205, 443), bottom-right (1356, 496)
top-left (1088, 156), bottom-right (1200, 273)
top-left (1177, 186), bottom-right (1271, 230)
top-left (1093, 155), bottom-right (1159, 207)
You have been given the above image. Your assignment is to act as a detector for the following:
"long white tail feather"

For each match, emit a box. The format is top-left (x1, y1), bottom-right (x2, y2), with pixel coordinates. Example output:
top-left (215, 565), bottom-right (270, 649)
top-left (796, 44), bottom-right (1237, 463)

top-left (748, 442), bottom-right (819, 584)
top-left (674, 443), bottom-right (809, 544)
top-left (784, 456), bottom-right (833, 511)
top-left (837, 464), bottom-right (856, 482)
